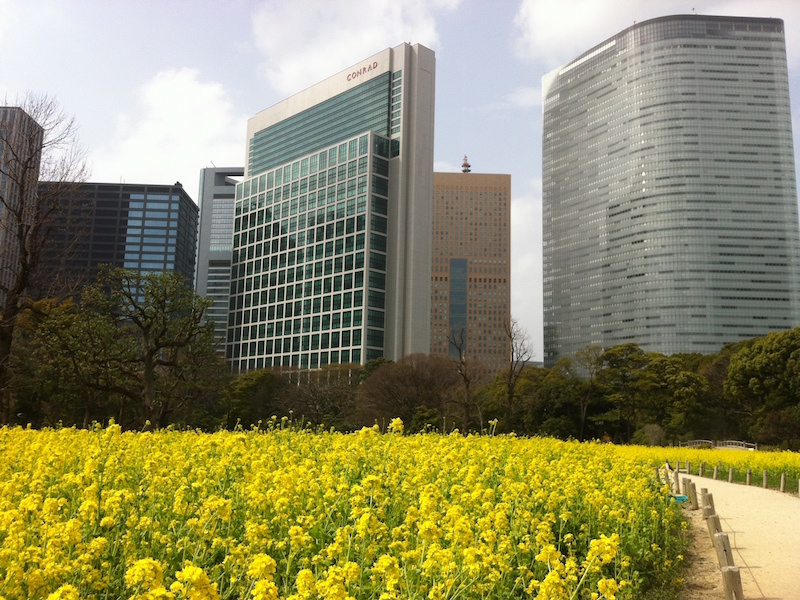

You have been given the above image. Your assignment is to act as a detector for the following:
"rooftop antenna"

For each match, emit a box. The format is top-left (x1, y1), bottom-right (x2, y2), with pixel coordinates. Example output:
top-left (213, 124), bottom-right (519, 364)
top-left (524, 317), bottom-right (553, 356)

top-left (461, 155), bottom-right (471, 173)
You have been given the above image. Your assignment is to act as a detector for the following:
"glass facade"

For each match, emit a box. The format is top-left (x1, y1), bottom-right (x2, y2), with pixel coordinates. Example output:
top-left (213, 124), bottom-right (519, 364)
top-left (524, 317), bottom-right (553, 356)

top-left (34, 183), bottom-right (198, 290)
top-left (195, 167), bottom-right (243, 352)
top-left (227, 133), bottom-right (391, 371)
top-left (231, 43), bottom-right (435, 373)
top-left (248, 73), bottom-right (394, 176)
top-left (124, 193), bottom-right (188, 274)
top-left (543, 15), bottom-right (800, 365)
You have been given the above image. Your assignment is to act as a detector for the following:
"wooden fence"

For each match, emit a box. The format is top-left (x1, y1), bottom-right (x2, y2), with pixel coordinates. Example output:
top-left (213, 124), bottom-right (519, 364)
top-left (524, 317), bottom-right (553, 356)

top-left (661, 462), bottom-right (745, 599)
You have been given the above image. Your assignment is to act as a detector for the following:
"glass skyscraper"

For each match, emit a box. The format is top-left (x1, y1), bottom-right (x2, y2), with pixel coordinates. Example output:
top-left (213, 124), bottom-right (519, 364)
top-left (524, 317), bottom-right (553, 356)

top-left (227, 43), bottom-right (435, 372)
top-left (195, 167), bottom-right (243, 352)
top-left (543, 15), bottom-right (800, 365)
top-left (36, 182), bottom-right (198, 289)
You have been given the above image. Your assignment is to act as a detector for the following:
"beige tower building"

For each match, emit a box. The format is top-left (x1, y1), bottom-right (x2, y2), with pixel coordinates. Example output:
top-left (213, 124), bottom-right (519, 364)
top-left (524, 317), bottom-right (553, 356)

top-left (431, 160), bottom-right (511, 376)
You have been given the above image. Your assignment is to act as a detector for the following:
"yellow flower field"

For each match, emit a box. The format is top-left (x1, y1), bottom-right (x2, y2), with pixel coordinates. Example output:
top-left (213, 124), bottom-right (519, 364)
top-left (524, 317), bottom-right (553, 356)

top-left (618, 445), bottom-right (800, 489)
top-left (0, 423), bottom-right (686, 599)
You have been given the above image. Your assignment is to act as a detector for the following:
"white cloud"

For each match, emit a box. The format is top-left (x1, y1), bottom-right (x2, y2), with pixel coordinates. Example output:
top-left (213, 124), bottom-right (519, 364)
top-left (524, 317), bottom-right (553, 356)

top-left (251, 0), bottom-right (461, 95)
top-left (514, 0), bottom-right (800, 69)
top-left (91, 69), bottom-right (246, 202)
top-left (506, 86), bottom-right (541, 109)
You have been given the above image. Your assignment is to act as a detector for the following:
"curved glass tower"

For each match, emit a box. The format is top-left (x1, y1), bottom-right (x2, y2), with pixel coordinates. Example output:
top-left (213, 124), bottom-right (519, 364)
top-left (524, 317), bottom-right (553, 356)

top-left (542, 15), bottom-right (800, 365)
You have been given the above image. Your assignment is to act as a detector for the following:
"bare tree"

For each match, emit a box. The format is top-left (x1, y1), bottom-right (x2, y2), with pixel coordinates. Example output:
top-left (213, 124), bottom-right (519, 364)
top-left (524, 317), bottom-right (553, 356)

top-left (0, 94), bottom-right (88, 422)
top-left (448, 327), bottom-right (490, 432)
top-left (501, 316), bottom-right (533, 432)
top-left (358, 354), bottom-right (458, 430)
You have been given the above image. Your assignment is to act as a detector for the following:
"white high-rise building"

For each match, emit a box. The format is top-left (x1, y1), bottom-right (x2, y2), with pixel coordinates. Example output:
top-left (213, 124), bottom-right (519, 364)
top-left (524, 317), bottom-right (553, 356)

top-left (227, 43), bottom-right (435, 371)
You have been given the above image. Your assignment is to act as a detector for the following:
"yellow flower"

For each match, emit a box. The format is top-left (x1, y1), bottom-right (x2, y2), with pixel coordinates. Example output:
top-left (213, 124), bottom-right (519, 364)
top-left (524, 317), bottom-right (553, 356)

top-left (248, 553), bottom-right (277, 581)
top-left (172, 562), bottom-right (219, 600)
top-left (296, 568), bottom-right (316, 598)
top-left (251, 579), bottom-right (279, 600)
top-left (47, 585), bottom-right (81, 600)
top-left (598, 577), bottom-right (619, 599)
top-left (388, 418), bottom-right (404, 434)
top-left (126, 558), bottom-right (165, 591)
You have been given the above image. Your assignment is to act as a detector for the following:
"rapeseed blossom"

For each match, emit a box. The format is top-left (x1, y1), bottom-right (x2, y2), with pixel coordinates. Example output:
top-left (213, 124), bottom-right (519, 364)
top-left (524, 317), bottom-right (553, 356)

top-left (0, 425), bottom-right (695, 599)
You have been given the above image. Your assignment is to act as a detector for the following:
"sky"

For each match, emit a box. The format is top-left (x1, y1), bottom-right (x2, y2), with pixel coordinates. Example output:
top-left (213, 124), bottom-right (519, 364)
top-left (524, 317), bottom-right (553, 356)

top-left (3, 0), bottom-right (800, 361)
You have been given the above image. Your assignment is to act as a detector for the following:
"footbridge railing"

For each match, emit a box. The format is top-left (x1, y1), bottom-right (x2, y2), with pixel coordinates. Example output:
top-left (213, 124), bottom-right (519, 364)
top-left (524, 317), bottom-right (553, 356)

top-left (679, 440), bottom-right (757, 450)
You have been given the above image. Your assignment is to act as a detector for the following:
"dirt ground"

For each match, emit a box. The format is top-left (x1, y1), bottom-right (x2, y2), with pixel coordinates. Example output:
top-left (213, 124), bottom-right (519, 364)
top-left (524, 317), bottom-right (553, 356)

top-left (679, 507), bottom-right (726, 599)
top-left (670, 474), bottom-right (800, 600)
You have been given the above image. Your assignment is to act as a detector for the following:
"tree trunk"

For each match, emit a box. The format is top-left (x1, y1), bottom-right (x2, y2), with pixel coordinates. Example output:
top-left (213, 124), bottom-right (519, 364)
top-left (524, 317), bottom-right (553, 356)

top-left (0, 325), bottom-right (14, 424)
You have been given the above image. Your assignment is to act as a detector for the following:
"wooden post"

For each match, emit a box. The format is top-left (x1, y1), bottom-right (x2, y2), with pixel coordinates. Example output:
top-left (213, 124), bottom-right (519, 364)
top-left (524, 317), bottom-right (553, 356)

top-left (703, 492), bottom-right (715, 515)
top-left (780, 472), bottom-right (786, 493)
top-left (688, 481), bottom-right (698, 510)
top-left (687, 460), bottom-right (691, 475)
top-left (706, 513), bottom-right (721, 539)
top-left (728, 467), bottom-right (734, 483)
top-left (682, 477), bottom-right (690, 496)
top-left (721, 566), bottom-right (744, 600)
top-left (763, 469), bottom-right (768, 489)
top-left (746, 469), bottom-right (752, 486)
top-left (714, 532), bottom-right (735, 567)
top-left (700, 461), bottom-right (705, 477)
top-left (713, 464), bottom-right (718, 480)
top-left (673, 468), bottom-right (680, 493)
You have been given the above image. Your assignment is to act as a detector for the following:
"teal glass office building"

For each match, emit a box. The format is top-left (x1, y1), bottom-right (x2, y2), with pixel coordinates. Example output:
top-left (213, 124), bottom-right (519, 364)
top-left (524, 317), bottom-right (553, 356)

top-left (543, 15), bottom-right (800, 365)
top-left (227, 43), bottom-right (435, 371)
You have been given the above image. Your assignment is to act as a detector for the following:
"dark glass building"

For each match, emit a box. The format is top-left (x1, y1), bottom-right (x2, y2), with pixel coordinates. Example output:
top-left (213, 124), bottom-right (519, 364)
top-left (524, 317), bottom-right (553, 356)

top-left (543, 15), bottom-right (800, 365)
top-left (37, 182), bottom-right (198, 290)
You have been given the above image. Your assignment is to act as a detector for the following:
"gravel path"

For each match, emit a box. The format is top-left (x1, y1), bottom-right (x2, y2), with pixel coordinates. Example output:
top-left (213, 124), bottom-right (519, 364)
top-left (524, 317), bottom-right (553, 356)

top-left (677, 473), bottom-right (800, 599)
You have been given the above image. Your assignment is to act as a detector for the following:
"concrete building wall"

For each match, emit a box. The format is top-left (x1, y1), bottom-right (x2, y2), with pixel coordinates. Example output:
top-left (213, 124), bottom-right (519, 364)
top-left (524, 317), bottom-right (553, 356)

top-left (431, 171), bottom-right (511, 376)
top-left (0, 107), bottom-right (43, 304)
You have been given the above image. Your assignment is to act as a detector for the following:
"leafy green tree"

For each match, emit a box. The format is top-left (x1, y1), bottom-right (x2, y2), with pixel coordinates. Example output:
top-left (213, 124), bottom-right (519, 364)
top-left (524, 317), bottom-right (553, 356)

top-left (18, 268), bottom-right (220, 428)
top-left (595, 343), bottom-right (649, 442)
top-left (725, 328), bottom-right (800, 444)
top-left (94, 268), bottom-right (219, 427)
top-left (223, 369), bottom-right (282, 429)
top-left (641, 354), bottom-right (708, 443)
top-left (13, 296), bottom-right (130, 426)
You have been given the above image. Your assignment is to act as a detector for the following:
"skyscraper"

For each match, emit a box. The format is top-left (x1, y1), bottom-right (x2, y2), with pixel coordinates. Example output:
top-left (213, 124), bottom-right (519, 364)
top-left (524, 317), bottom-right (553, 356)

top-left (0, 107), bottom-right (43, 305)
top-left (227, 43), bottom-right (435, 372)
top-left (430, 160), bottom-right (511, 376)
top-left (195, 167), bottom-right (243, 351)
top-left (542, 15), bottom-right (800, 365)
top-left (36, 182), bottom-right (198, 288)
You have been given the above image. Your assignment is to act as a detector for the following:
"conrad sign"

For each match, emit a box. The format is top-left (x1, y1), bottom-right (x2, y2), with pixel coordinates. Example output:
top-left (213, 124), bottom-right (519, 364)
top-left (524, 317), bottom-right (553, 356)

top-left (347, 61), bottom-right (380, 82)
